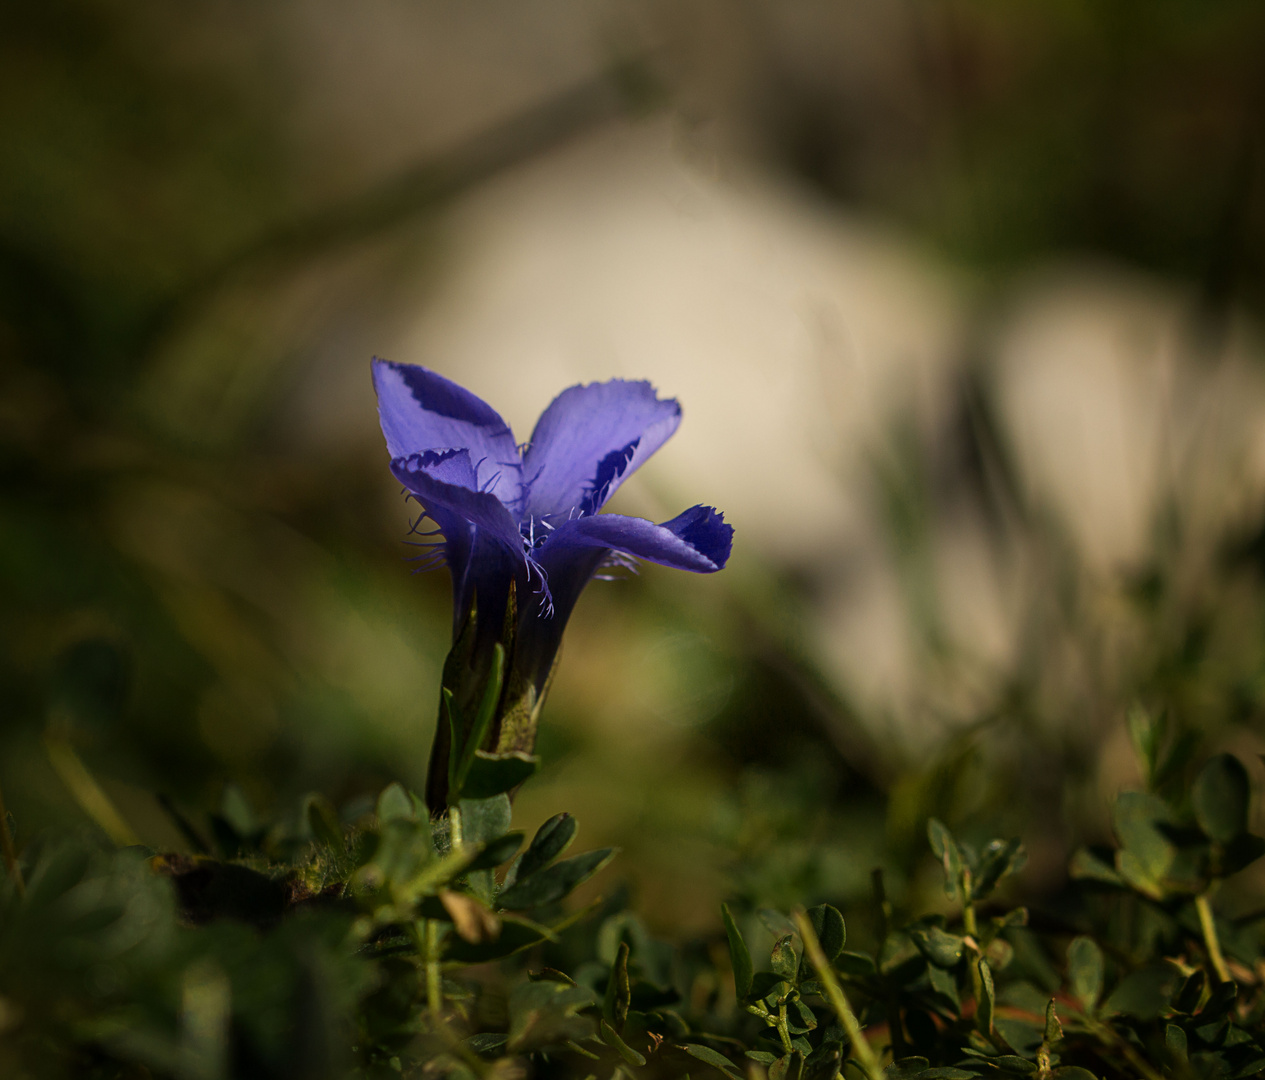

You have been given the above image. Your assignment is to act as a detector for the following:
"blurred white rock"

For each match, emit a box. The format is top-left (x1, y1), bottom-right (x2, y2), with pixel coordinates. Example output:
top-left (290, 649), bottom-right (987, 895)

top-left (993, 265), bottom-right (1265, 578)
top-left (272, 116), bottom-right (1265, 754)
top-left (386, 119), bottom-right (964, 564)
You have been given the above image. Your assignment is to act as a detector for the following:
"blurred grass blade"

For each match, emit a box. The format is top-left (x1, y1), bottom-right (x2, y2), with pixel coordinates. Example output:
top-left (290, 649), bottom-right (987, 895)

top-left (0, 778), bottom-right (24, 896)
top-left (43, 734), bottom-right (139, 847)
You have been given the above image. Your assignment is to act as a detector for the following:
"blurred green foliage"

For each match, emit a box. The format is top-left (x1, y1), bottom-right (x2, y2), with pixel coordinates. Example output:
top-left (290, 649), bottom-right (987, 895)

top-left (5, 1), bottom-right (1265, 1076)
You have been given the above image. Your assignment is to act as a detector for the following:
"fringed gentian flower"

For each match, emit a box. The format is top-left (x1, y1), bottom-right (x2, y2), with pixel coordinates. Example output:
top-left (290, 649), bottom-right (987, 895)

top-left (372, 359), bottom-right (733, 809)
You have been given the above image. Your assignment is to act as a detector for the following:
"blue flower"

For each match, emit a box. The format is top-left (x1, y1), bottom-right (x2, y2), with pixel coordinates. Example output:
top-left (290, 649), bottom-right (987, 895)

top-left (372, 359), bottom-right (732, 807)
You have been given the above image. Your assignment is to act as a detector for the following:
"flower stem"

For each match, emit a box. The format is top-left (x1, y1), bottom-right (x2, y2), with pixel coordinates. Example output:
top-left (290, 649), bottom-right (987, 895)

top-left (1195, 891), bottom-right (1232, 984)
top-left (793, 909), bottom-right (884, 1080)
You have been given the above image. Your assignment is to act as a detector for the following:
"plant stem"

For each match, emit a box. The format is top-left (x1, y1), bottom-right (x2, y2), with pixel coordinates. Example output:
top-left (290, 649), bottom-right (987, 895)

top-left (962, 900), bottom-right (978, 939)
top-left (793, 909), bottom-right (884, 1080)
top-left (775, 999), bottom-right (794, 1055)
top-left (1195, 891), bottom-right (1232, 984)
top-left (0, 778), bottom-right (24, 897)
top-left (425, 919), bottom-right (443, 1020)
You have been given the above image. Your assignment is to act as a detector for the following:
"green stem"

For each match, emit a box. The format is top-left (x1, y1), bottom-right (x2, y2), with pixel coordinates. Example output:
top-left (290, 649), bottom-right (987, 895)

top-left (425, 919), bottom-right (443, 1021)
top-left (961, 894), bottom-right (991, 1030)
top-left (775, 999), bottom-right (794, 1055)
top-left (1195, 891), bottom-right (1232, 984)
top-left (794, 909), bottom-right (884, 1080)
top-left (962, 899), bottom-right (978, 939)
top-left (0, 778), bottom-right (24, 897)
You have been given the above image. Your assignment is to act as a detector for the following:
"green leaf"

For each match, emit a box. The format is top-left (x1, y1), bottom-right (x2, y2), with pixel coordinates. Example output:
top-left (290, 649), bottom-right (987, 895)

top-left (376, 783), bottom-right (416, 823)
top-left (496, 847), bottom-right (616, 910)
top-left (516, 813), bottom-right (578, 882)
top-left (458, 795), bottom-right (512, 846)
top-left (1127, 704), bottom-right (1161, 783)
top-left (1044, 1000), bottom-right (1062, 1045)
top-left (972, 839), bottom-right (1027, 900)
top-left (458, 794), bottom-right (513, 904)
top-left (1193, 754), bottom-right (1252, 845)
top-left (1153, 729), bottom-right (1200, 791)
top-left (466, 831), bottom-right (524, 871)
top-left (683, 1043), bottom-right (744, 1080)
top-left (910, 923), bottom-right (966, 968)
top-left (929, 818), bottom-right (964, 900)
top-left (977, 957), bottom-right (995, 1036)
top-left (460, 751), bottom-right (539, 800)
top-left (749, 971), bottom-right (792, 1002)
top-left (1066, 937), bottom-right (1103, 1015)
top-left (506, 979), bottom-right (594, 1051)
top-left (807, 903), bottom-right (846, 961)
top-left (927, 962), bottom-right (960, 1010)
top-left (1067, 848), bottom-right (1124, 887)
top-left (787, 998), bottom-right (817, 1034)
top-left (466, 1032), bottom-right (508, 1056)
top-left (600, 1019), bottom-right (646, 1067)
top-left (1173, 969), bottom-right (1205, 1014)
top-left (771, 933), bottom-right (798, 979)
top-left (771, 1051), bottom-right (804, 1080)
top-left (722, 903), bottom-right (754, 1000)
top-left (1112, 792), bottom-right (1176, 899)
top-left (220, 783), bottom-right (259, 837)
top-left (603, 940), bottom-right (631, 1031)
top-left (359, 818), bottom-right (433, 896)
top-left (1049, 1069), bottom-right (1099, 1080)
top-left (1165, 1023), bottom-right (1188, 1062)
top-left (1102, 962), bottom-right (1179, 1020)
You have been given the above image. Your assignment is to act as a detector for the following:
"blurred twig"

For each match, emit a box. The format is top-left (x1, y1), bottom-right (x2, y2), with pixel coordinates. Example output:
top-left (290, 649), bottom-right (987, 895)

top-left (0, 777), bottom-right (24, 896)
top-left (793, 907), bottom-right (883, 1080)
top-left (144, 67), bottom-right (647, 352)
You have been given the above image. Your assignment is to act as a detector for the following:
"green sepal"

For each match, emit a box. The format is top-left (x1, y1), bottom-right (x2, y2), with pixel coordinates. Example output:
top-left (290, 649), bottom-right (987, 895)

top-left (450, 643), bottom-right (506, 802)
